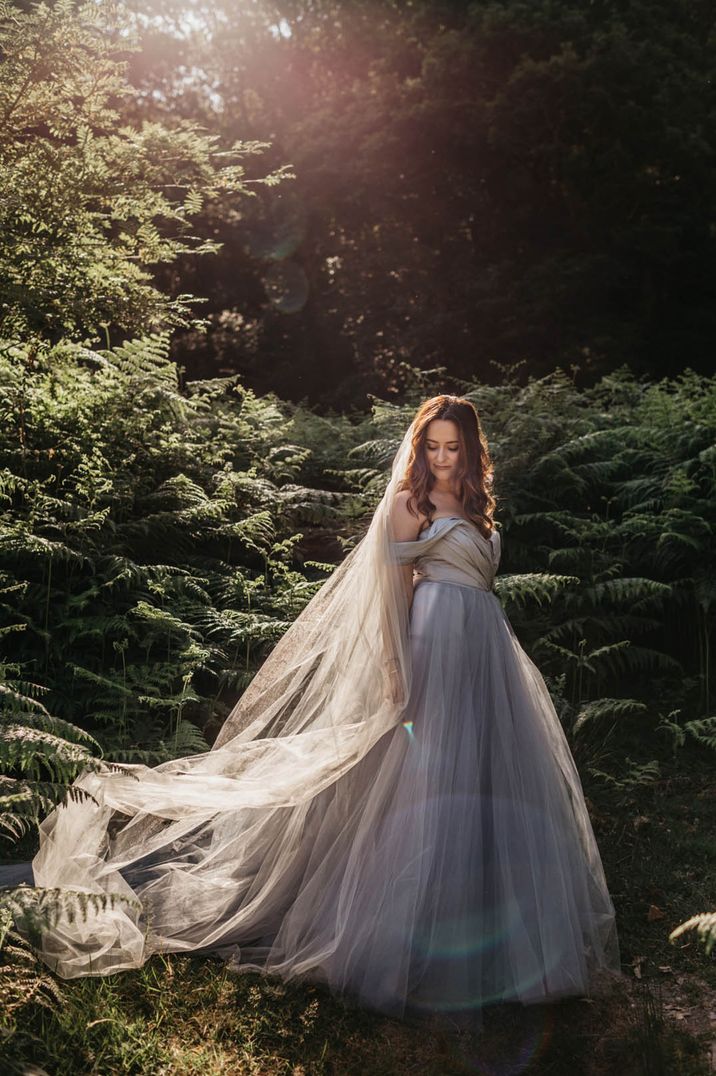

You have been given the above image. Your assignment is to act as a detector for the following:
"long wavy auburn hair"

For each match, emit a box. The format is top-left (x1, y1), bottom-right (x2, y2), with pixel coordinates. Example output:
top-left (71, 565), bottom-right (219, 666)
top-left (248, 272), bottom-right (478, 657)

top-left (397, 395), bottom-right (496, 538)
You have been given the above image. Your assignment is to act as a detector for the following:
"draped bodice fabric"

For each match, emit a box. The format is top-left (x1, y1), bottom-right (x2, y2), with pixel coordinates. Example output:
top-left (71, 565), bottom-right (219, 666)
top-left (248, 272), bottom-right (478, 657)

top-left (391, 516), bottom-right (501, 593)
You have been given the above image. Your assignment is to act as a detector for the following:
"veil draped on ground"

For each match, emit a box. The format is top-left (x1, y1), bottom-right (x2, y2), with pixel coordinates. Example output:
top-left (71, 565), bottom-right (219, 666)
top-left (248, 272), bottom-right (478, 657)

top-left (18, 421), bottom-right (419, 978)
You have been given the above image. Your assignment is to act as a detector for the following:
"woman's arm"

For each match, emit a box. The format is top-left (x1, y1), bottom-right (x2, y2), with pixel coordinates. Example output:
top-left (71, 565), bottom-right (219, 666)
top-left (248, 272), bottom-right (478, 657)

top-left (389, 490), bottom-right (422, 611)
top-left (382, 491), bottom-right (423, 705)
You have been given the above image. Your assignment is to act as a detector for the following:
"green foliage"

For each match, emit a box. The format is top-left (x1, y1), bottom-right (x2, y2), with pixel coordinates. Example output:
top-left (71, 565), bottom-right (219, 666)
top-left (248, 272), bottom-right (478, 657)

top-left (494, 571), bottom-right (579, 608)
top-left (0, 885), bottom-right (141, 950)
top-left (587, 757), bottom-right (662, 798)
top-left (670, 911), bottom-right (716, 956)
top-left (0, 923), bottom-right (64, 1041)
top-left (0, 883), bottom-right (144, 1046)
top-left (0, 0), bottom-right (291, 343)
top-left (572, 697), bottom-right (648, 737)
top-left (680, 717), bottom-right (716, 753)
top-left (658, 710), bottom-right (716, 756)
top-left (0, 336), bottom-right (348, 767)
top-left (0, 628), bottom-right (106, 840)
top-left (483, 369), bottom-right (714, 715)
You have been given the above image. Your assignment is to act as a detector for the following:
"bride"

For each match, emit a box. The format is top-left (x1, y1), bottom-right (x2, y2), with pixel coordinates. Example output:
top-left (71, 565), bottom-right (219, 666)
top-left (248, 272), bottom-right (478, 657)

top-left (15, 394), bottom-right (621, 1025)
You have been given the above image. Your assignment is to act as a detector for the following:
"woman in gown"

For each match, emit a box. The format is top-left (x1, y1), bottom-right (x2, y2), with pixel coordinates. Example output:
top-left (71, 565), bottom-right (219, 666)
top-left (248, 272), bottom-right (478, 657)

top-left (6, 394), bottom-right (621, 1028)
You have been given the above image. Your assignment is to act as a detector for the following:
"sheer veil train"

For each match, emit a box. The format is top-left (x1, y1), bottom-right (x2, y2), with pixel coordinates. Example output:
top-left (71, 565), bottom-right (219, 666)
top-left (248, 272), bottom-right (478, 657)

top-left (5, 419), bottom-right (421, 978)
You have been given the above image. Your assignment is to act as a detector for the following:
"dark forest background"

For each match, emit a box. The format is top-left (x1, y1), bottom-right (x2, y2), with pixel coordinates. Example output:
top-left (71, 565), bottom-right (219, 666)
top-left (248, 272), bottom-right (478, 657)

top-left (7, 0), bottom-right (716, 405)
top-left (130, 0), bottom-right (716, 405)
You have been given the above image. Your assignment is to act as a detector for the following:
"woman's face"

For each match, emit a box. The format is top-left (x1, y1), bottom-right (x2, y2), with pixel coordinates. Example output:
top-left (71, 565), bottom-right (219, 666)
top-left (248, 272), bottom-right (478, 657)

top-left (424, 418), bottom-right (461, 482)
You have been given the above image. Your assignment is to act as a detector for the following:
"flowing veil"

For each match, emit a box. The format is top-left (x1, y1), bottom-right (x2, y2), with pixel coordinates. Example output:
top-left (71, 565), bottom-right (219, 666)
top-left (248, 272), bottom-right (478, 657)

top-left (21, 419), bottom-right (420, 978)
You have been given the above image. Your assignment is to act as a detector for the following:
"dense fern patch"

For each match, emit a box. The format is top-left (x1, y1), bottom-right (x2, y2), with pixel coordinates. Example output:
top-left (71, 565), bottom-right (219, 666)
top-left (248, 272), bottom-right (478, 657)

top-left (1, 341), bottom-right (714, 1072)
top-left (1, 342), bottom-right (714, 807)
top-left (0, 336), bottom-right (352, 760)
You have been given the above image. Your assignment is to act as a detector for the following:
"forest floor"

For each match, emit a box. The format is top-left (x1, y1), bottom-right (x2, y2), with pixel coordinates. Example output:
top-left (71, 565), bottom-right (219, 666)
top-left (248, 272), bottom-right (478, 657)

top-left (2, 749), bottom-right (715, 1075)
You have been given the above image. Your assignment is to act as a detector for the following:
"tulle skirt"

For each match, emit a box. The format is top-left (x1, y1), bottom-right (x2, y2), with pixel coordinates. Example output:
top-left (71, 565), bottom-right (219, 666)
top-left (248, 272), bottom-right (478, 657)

top-left (203, 579), bottom-right (620, 1025)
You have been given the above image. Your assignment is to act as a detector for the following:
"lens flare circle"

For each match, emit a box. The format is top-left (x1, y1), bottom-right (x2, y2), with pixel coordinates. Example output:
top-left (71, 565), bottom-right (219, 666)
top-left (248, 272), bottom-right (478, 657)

top-left (378, 790), bottom-right (574, 1015)
top-left (455, 1005), bottom-right (556, 1076)
top-left (243, 196), bottom-right (307, 262)
top-left (262, 261), bottom-right (309, 314)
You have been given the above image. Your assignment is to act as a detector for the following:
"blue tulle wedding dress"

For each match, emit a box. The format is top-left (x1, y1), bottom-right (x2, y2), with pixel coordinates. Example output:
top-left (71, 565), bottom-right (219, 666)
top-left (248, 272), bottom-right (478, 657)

top-left (216, 516), bottom-right (621, 1022)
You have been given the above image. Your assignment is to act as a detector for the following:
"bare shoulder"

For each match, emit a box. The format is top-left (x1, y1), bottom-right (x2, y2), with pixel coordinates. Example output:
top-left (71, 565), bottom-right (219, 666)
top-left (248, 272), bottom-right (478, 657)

top-left (390, 489), bottom-right (423, 541)
top-left (392, 489), bottom-right (413, 510)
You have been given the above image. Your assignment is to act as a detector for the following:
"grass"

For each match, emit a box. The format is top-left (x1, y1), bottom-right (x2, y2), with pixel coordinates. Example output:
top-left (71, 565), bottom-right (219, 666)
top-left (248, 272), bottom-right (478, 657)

top-left (1, 745), bottom-right (714, 1075)
top-left (2, 951), bottom-right (711, 1075)
top-left (591, 745), bottom-right (716, 989)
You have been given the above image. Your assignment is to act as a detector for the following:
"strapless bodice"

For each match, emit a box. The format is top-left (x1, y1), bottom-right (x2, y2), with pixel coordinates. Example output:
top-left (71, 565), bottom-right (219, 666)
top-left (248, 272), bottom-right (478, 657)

top-left (391, 516), bottom-right (501, 592)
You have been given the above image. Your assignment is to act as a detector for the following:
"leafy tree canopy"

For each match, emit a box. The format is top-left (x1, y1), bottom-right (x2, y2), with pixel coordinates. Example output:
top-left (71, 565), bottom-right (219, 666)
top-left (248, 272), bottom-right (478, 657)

top-left (0, 0), bottom-right (292, 345)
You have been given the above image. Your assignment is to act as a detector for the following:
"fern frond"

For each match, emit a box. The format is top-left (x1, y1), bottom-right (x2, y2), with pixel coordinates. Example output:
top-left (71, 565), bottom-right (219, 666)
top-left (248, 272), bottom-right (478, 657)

top-left (573, 698), bottom-right (647, 735)
top-left (613, 646), bottom-right (682, 674)
top-left (588, 758), bottom-right (661, 792)
top-left (495, 572), bottom-right (579, 607)
top-left (683, 717), bottom-right (716, 752)
top-left (0, 926), bottom-right (64, 1028)
top-left (669, 911), bottom-right (716, 955)
top-left (131, 601), bottom-right (198, 639)
top-left (584, 577), bottom-right (671, 608)
top-left (68, 664), bottom-right (134, 695)
top-left (303, 560), bottom-right (337, 575)
top-left (0, 725), bottom-right (96, 777)
top-left (98, 555), bottom-right (150, 590)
